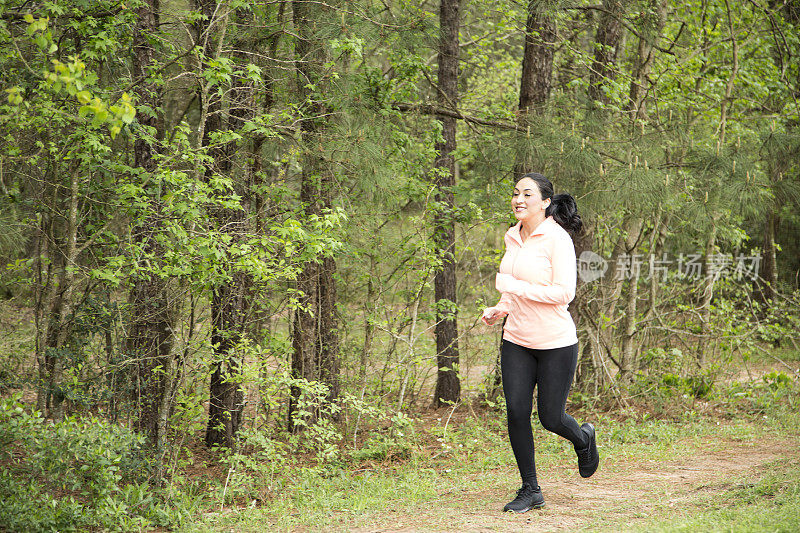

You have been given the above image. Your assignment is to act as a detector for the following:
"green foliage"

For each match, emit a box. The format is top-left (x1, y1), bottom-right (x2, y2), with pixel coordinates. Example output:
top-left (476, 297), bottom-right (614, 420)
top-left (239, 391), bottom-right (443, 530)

top-left (722, 370), bottom-right (799, 418)
top-left (0, 198), bottom-right (26, 259)
top-left (214, 377), bottom-right (419, 507)
top-left (349, 411), bottom-right (415, 463)
top-left (0, 394), bottom-right (198, 531)
top-left (660, 371), bottom-right (715, 399)
top-left (753, 293), bottom-right (800, 347)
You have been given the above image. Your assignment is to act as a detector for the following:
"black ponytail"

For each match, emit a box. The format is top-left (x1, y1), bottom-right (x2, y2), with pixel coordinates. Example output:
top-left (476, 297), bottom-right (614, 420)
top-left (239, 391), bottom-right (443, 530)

top-left (548, 193), bottom-right (582, 236)
top-left (521, 172), bottom-right (583, 237)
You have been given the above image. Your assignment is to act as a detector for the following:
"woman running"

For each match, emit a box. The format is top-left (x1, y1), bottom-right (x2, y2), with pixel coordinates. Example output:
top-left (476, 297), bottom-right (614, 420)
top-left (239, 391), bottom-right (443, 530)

top-left (482, 172), bottom-right (599, 513)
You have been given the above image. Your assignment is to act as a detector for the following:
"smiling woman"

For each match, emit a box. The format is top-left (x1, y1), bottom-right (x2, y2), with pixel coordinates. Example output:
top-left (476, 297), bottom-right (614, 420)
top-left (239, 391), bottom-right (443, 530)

top-left (482, 172), bottom-right (599, 513)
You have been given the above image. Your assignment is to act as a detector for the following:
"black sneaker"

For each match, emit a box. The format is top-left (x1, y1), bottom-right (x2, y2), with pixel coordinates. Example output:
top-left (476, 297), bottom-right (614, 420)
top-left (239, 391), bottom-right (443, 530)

top-left (575, 422), bottom-right (599, 478)
top-left (502, 483), bottom-right (545, 513)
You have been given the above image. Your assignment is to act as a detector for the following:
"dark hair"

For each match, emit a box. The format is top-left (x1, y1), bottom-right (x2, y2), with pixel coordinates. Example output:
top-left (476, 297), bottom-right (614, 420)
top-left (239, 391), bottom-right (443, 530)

top-left (521, 172), bottom-right (583, 236)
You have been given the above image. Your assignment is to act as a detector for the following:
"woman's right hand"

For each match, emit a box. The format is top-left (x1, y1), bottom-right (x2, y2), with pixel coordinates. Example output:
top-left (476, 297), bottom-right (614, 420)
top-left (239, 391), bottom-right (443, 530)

top-left (481, 307), bottom-right (507, 325)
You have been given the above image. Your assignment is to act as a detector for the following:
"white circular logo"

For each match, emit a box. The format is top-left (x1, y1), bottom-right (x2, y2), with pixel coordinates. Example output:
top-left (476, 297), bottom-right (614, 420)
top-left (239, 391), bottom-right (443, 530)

top-left (578, 250), bottom-right (608, 282)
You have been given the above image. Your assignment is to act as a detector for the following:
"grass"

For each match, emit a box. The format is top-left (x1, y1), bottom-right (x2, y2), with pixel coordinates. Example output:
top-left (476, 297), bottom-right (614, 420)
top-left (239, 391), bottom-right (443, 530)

top-left (624, 459), bottom-right (800, 533)
top-left (2, 291), bottom-right (797, 532)
top-left (182, 392), bottom-right (800, 532)
top-left (1, 377), bottom-right (797, 531)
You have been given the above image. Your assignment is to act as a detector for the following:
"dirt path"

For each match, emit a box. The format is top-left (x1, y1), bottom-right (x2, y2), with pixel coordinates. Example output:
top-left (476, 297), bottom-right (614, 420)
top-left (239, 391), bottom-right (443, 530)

top-left (351, 436), bottom-right (797, 532)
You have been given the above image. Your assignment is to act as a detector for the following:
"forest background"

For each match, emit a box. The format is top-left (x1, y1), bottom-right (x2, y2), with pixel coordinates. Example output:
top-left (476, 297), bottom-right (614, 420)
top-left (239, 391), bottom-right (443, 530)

top-left (1, 0), bottom-right (799, 531)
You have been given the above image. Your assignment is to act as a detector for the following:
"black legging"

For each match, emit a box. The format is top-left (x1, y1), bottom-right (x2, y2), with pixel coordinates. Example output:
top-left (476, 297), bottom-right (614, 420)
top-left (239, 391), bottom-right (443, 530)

top-left (501, 339), bottom-right (589, 486)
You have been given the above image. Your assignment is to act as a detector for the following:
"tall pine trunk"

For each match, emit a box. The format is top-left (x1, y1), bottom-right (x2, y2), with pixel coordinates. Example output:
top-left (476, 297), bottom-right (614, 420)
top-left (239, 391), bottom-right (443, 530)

top-left (207, 272), bottom-right (246, 447)
top-left (698, 220), bottom-right (718, 366)
top-left (519, 4), bottom-right (556, 115)
top-left (289, 0), bottom-right (340, 429)
top-left (627, 0), bottom-right (666, 121)
top-left (588, 0), bottom-right (624, 106)
top-left (193, 1), bottom-right (251, 450)
top-left (576, 1), bottom-right (625, 387)
top-left (128, 0), bottom-right (174, 455)
top-left (755, 0), bottom-right (800, 305)
top-left (34, 214), bottom-right (55, 414)
top-left (514, 1), bottom-right (556, 176)
top-left (432, 0), bottom-right (461, 408)
top-left (756, 185), bottom-right (780, 305)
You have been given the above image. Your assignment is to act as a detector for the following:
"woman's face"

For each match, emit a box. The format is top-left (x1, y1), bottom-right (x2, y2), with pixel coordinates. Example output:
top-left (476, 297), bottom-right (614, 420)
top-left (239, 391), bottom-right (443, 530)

top-left (511, 177), bottom-right (550, 224)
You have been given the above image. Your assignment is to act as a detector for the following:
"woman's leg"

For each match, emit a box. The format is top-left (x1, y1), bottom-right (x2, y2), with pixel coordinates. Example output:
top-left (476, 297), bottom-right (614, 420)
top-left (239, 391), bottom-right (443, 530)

top-left (534, 343), bottom-right (589, 449)
top-left (501, 340), bottom-right (538, 485)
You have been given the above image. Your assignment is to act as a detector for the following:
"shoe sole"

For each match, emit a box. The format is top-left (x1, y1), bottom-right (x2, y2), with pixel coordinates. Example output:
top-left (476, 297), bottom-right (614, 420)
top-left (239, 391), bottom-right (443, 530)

top-left (503, 502), bottom-right (545, 513)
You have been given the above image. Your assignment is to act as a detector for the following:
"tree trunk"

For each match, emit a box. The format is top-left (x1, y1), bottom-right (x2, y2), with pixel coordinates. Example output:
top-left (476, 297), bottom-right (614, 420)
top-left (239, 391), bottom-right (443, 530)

top-left (627, 0), bottom-right (666, 121)
top-left (618, 261), bottom-right (641, 381)
top-left (360, 253), bottom-right (377, 390)
top-left (756, 208), bottom-right (778, 304)
top-left (128, 0), bottom-right (174, 451)
top-left (47, 165), bottom-right (80, 421)
top-left (205, 129), bottom-right (247, 449)
top-left (514, 2), bottom-right (557, 176)
top-left (718, 0), bottom-right (739, 148)
top-left (34, 213), bottom-right (55, 414)
top-left (698, 220), bottom-right (718, 366)
top-left (642, 212), bottom-right (670, 325)
top-left (519, 4), bottom-right (556, 115)
top-left (573, 224), bottom-right (598, 389)
top-left (588, 0), bottom-right (624, 106)
top-left (599, 217), bottom-right (642, 374)
top-left (196, 2), bottom-right (251, 450)
top-left (432, 0), bottom-right (461, 408)
top-left (756, 0), bottom-right (799, 304)
top-left (128, 258), bottom-right (174, 446)
top-left (289, 0), bottom-right (340, 430)
top-left (207, 273), bottom-right (247, 447)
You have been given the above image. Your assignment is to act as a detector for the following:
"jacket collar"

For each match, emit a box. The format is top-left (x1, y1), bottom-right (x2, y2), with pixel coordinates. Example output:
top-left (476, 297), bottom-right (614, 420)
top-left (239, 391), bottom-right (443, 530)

top-left (509, 216), bottom-right (555, 246)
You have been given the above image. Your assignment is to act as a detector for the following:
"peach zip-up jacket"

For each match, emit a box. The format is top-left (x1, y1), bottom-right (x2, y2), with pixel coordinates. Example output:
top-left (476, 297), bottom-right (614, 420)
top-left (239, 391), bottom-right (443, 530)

top-left (493, 216), bottom-right (578, 350)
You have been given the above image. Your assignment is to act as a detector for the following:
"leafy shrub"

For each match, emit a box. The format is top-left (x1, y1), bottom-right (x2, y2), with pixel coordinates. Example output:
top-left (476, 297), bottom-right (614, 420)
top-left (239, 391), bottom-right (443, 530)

top-left (0, 395), bottom-right (195, 532)
top-left (213, 381), bottom-right (419, 507)
top-left (722, 370), bottom-right (798, 417)
top-left (216, 424), bottom-right (296, 505)
top-left (762, 370), bottom-right (793, 390)
top-left (754, 294), bottom-right (800, 347)
top-left (0, 471), bottom-right (86, 533)
top-left (661, 372), bottom-right (715, 399)
top-left (349, 411), bottom-right (414, 463)
top-left (640, 347), bottom-right (684, 376)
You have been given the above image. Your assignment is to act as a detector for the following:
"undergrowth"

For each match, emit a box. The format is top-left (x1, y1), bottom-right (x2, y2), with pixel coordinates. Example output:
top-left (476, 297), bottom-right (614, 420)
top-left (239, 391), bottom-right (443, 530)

top-left (0, 394), bottom-right (201, 532)
top-left (1, 358), bottom-right (798, 532)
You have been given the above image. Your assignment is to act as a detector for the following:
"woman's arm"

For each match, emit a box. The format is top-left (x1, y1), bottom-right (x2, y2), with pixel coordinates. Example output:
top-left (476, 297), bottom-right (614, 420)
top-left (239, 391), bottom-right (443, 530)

top-left (482, 289), bottom-right (512, 325)
top-left (495, 236), bottom-right (576, 305)
top-left (495, 291), bottom-right (513, 314)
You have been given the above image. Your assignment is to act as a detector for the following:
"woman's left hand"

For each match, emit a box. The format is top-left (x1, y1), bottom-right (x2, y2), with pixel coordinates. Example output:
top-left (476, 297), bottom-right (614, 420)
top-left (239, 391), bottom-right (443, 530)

top-left (481, 306), bottom-right (507, 325)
